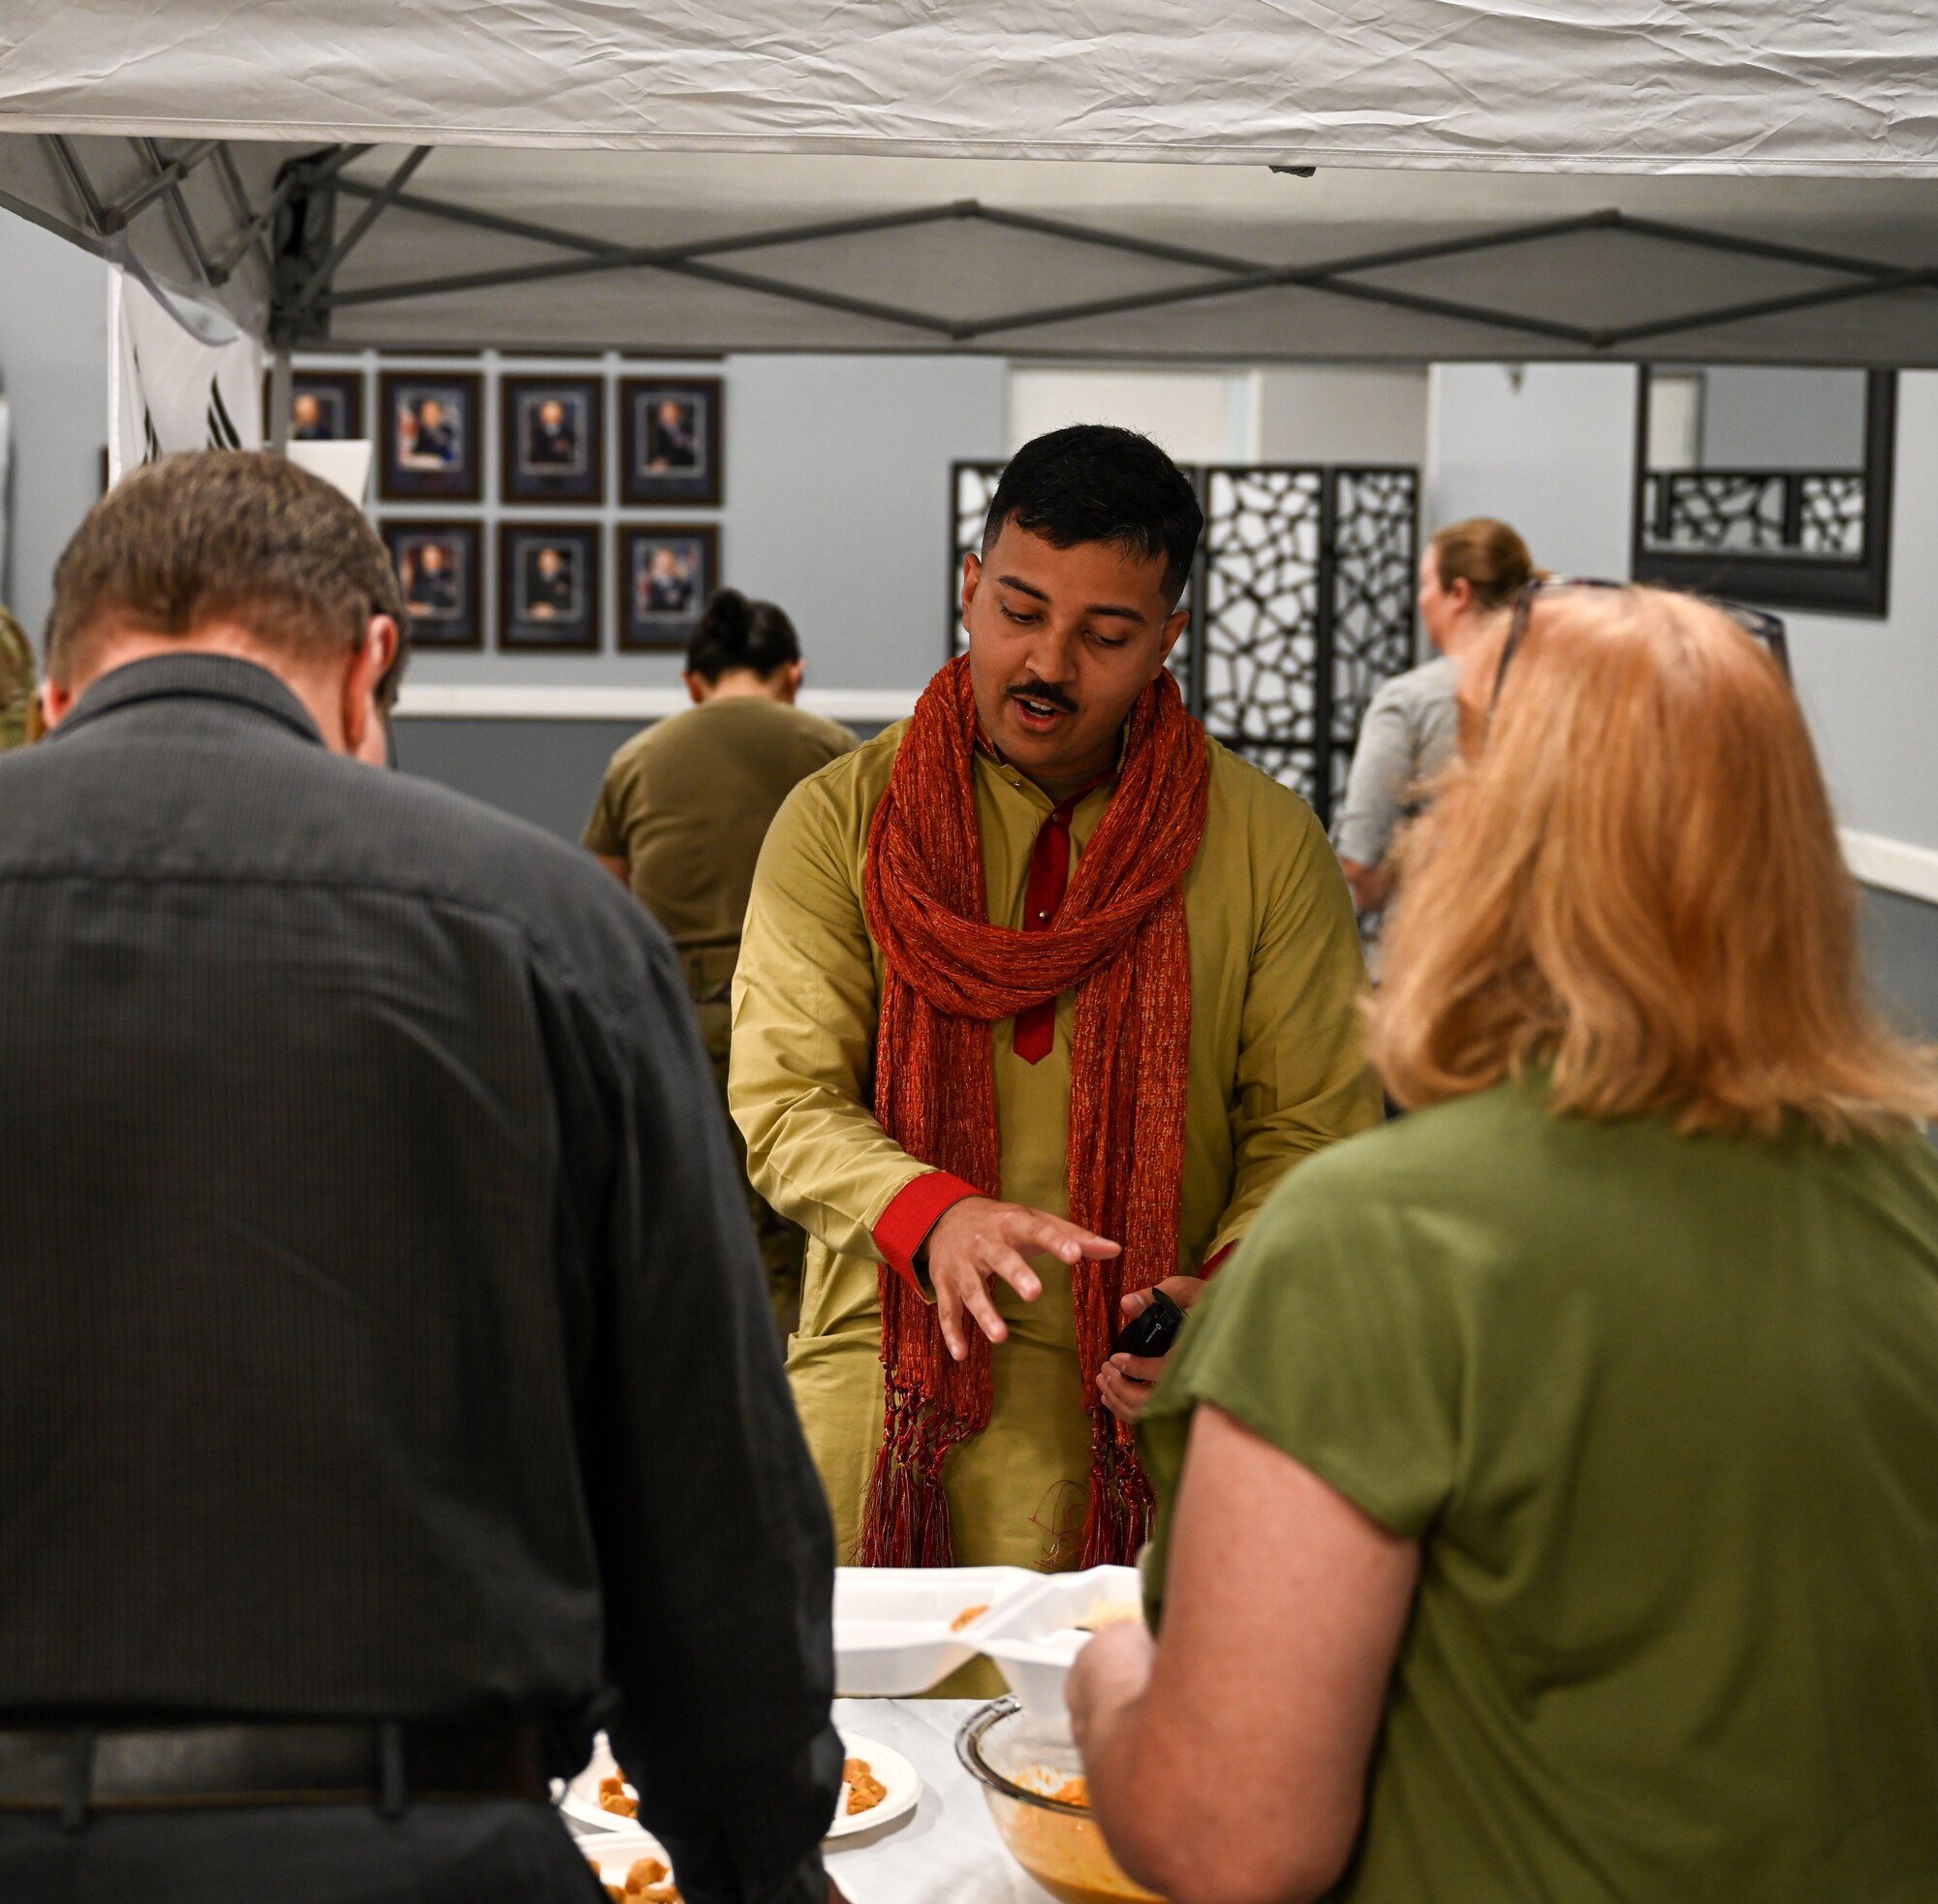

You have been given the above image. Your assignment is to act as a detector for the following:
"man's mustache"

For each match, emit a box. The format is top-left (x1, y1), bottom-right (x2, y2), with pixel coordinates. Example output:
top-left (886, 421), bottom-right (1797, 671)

top-left (1007, 679), bottom-right (1079, 716)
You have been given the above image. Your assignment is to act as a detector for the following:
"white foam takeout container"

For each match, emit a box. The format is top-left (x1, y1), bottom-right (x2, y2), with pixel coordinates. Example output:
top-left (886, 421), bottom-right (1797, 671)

top-left (966, 1563), bottom-right (1145, 1724)
top-left (833, 1565), bottom-right (1035, 1697)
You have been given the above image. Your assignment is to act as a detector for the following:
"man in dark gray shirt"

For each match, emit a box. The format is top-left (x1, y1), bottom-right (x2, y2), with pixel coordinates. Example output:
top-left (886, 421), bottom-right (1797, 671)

top-left (0, 453), bottom-right (840, 1903)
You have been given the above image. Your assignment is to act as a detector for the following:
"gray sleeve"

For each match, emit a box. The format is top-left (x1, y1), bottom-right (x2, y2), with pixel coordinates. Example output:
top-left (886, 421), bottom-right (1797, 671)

top-left (1331, 684), bottom-right (1414, 867)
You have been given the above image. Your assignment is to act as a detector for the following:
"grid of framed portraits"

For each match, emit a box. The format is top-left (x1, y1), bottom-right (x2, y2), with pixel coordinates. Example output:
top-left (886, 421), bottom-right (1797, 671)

top-left (379, 370), bottom-right (484, 502)
top-left (620, 376), bottom-right (722, 507)
top-left (306, 355), bottom-right (726, 655)
top-left (501, 374), bottom-right (604, 504)
top-left (501, 522), bottom-right (602, 651)
top-left (619, 524), bottom-right (717, 651)
top-left (382, 521), bottom-right (484, 650)
top-left (275, 370), bottom-right (365, 444)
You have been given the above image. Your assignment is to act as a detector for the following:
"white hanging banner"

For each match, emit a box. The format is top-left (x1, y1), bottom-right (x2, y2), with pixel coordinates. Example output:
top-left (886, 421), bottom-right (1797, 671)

top-left (108, 269), bottom-right (264, 487)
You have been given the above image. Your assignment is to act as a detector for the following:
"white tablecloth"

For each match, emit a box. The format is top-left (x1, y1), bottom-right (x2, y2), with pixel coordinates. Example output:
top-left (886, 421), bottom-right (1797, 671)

top-left (826, 1698), bottom-right (1048, 1904)
top-left (566, 1699), bottom-right (1048, 1904)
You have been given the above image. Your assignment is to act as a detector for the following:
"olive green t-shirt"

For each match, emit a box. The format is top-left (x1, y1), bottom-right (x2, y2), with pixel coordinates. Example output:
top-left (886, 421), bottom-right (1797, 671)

top-left (1141, 1079), bottom-right (1938, 1903)
top-left (582, 697), bottom-right (856, 950)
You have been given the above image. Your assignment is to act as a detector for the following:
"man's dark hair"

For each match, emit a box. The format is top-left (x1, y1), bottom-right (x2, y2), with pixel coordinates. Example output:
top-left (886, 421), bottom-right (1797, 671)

top-left (685, 588), bottom-right (801, 682)
top-left (982, 423), bottom-right (1203, 606)
top-left (47, 450), bottom-right (409, 690)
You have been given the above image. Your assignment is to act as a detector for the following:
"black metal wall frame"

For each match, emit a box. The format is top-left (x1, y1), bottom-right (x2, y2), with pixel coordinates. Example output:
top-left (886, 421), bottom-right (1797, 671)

top-left (1630, 366), bottom-right (1896, 616)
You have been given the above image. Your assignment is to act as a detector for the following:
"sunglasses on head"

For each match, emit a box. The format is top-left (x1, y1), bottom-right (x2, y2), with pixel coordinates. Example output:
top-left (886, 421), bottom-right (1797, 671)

top-left (1490, 578), bottom-right (1790, 714)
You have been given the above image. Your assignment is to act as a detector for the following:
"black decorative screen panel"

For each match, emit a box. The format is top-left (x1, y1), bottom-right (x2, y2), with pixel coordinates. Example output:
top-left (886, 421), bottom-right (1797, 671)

top-left (1324, 467), bottom-right (1423, 814)
top-left (951, 459), bottom-right (1420, 827)
top-left (1199, 468), bottom-right (1327, 801)
top-left (1641, 469), bottom-right (1867, 557)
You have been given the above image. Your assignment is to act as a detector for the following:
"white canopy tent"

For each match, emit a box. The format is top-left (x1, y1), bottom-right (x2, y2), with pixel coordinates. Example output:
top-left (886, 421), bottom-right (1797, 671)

top-left (1, 2), bottom-right (1935, 362)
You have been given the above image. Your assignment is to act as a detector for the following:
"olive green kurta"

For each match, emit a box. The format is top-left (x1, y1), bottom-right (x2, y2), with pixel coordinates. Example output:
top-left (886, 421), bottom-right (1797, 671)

top-left (731, 720), bottom-right (1380, 1573)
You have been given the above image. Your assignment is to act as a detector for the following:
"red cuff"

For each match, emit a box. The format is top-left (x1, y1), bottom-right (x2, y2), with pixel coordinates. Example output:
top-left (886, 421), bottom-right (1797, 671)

top-left (873, 1171), bottom-right (984, 1295)
top-left (1201, 1241), bottom-right (1237, 1281)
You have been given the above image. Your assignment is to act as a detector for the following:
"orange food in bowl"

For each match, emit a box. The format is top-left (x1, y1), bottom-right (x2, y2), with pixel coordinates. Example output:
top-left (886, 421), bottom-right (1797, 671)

top-left (990, 1788), bottom-right (1165, 1904)
top-left (958, 1700), bottom-right (1165, 1904)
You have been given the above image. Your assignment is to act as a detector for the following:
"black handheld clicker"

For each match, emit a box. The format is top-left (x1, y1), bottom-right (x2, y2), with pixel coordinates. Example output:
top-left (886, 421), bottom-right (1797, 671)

top-left (1110, 1286), bottom-right (1185, 1359)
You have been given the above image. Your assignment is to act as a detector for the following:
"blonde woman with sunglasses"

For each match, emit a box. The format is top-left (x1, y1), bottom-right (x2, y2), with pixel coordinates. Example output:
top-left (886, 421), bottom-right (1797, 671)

top-left (1070, 583), bottom-right (1938, 1904)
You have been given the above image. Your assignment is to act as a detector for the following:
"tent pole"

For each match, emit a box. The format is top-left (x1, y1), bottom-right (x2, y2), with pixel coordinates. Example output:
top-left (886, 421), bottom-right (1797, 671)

top-left (290, 145), bottom-right (431, 312)
top-left (267, 349), bottom-right (293, 453)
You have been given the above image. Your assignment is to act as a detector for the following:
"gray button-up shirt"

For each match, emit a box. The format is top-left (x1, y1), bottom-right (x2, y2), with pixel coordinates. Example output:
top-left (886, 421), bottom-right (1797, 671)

top-left (0, 654), bottom-right (838, 1903)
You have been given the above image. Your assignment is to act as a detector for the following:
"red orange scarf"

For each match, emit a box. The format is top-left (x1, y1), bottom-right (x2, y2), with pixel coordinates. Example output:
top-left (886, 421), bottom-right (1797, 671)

top-left (857, 656), bottom-right (1209, 1568)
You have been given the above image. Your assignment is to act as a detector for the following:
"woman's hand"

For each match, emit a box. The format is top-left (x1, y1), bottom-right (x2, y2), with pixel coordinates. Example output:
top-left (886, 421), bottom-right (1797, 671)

top-left (1096, 1273), bottom-right (1207, 1424)
top-left (1067, 1619), bottom-right (1157, 1761)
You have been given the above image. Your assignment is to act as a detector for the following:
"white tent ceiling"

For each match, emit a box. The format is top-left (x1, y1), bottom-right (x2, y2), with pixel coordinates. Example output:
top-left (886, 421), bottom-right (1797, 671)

top-left (2, 2), bottom-right (1935, 364)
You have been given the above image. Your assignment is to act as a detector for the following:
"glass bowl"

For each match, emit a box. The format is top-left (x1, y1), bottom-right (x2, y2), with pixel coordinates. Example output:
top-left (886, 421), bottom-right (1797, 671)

top-left (955, 1697), bottom-right (1167, 1904)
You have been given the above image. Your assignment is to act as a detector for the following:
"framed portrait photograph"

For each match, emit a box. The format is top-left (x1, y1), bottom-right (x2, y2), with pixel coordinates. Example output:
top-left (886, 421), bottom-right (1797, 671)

top-left (499, 522), bottom-right (601, 652)
top-left (620, 376), bottom-right (723, 507)
top-left (381, 520), bottom-right (483, 650)
top-left (617, 523), bottom-right (719, 651)
top-left (274, 369), bottom-right (364, 444)
top-left (501, 374), bottom-right (604, 504)
top-left (378, 369), bottom-right (484, 502)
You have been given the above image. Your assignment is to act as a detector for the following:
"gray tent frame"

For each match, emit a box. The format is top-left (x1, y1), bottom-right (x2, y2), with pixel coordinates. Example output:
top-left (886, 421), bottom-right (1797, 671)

top-left (17, 134), bottom-right (1938, 361)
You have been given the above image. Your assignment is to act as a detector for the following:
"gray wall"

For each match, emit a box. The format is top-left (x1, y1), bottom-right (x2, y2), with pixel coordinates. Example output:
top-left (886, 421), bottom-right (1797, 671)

top-left (1425, 362), bottom-right (1639, 580)
top-left (1258, 366), bottom-right (1427, 466)
top-left (1861, 888), bottom-right (1938, 1044)
top-left (0, 209), bottom-right (109, 645)
top-left (393, 717), bottom-right (644, 843)
top-left (394, 719), bottom-right (1938, 1045)
top-left (394, 713), bottom-right (891, 845)
top-left (1776, 370), bottom-right (1938, 857)
top-left (369, 349), bottom-right (1009, 696)
top-left (1428, 362), bottom-right (1938, 859)
top-left (1700, 365), bottom-right (1867, 470)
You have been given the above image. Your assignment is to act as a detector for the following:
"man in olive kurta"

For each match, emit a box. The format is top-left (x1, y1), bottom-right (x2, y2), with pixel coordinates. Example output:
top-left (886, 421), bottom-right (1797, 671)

top-left (731, 428), bottom-right (1380, 1572)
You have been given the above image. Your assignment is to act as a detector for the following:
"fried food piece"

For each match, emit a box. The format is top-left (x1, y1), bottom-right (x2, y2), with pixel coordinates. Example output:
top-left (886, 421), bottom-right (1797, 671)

top-left (950, 1603), bottom-right (990, 1632)
top-left (843, 1756), bottom-right (888, 1815)
top-left (622, 1857), bottom-right (681, 1902)
top-left (597, 1771), bottom-right (640, 1819)
top-left (606, 1887), bottom-right (625, 1902)
top-left (1049, 1774), bottom-right (1091, 1809)
top-left (1075, 1600), bottom-right (1142, 1633)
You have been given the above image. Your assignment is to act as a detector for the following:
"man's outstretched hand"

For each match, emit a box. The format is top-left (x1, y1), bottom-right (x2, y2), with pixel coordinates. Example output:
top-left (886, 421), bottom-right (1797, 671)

top-left (922, 1196), bottom-right (1120, 1360)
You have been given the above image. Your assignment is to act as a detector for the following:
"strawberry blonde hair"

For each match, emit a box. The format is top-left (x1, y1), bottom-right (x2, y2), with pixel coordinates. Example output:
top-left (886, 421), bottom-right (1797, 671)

top-left (1369, 585), bottom-right (1938, 1139)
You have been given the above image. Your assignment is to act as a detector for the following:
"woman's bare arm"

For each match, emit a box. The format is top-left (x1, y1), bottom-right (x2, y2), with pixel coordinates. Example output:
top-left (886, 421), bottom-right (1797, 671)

top-left (1069, 1404), bottom-right (1420, 1904)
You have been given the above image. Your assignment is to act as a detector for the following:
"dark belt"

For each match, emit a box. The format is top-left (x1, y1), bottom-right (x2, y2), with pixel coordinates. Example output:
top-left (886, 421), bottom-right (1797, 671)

top-left (0, 1719), bottom-right (550, 1822)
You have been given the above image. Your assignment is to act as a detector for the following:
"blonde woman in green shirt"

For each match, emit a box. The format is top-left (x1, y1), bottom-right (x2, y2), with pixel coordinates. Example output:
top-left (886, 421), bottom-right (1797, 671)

top-left (1071, 583), bottom-right (1938, 1904)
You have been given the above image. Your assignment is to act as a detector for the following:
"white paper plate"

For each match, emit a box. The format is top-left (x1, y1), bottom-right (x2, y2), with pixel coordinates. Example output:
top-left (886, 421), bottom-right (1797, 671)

top-left (826, 1731), bottom-right (921, 1840)
top-left (832, 1564), bottom-right (1036, 1696)
top-left (560, 1730), bottom-right (921, 1845)
top-left (559, 1733), bottom-right (638, 1833)
top-left (579, 1828), bottom-right (677, 1889)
